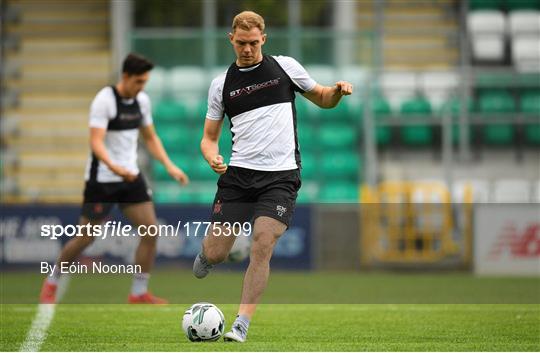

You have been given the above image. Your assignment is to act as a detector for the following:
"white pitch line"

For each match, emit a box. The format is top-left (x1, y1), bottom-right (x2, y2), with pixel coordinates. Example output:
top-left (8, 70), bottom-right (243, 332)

top-left (19, 304), bottom-right (55, 352)
top-left (19, 275), bottom-right (70, 352)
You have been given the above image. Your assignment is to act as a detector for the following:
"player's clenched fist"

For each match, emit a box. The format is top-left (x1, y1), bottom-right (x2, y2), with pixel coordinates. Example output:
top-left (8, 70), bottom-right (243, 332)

top-left (210, 155), bottom-right (228, 174)
top-left (335, 81), bottom-right (353, 96)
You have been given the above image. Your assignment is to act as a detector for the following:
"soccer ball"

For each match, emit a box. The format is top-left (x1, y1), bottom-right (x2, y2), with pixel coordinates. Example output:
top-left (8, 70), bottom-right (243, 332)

top-left (227, 232), bottom-right (251, 262)
top-left (182, 302), bottom-right (225, 342)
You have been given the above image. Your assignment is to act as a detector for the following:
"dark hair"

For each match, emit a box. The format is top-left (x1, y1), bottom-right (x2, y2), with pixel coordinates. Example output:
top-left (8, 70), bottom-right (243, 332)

top-left (122, 53), bottom-right (154, 75)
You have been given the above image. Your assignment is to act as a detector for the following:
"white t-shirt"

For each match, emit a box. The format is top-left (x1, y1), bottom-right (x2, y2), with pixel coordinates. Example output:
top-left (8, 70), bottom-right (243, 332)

top-left (206, 55), bottom-right (317, 171)
top-left (84, 87), bottom-right (153, 182)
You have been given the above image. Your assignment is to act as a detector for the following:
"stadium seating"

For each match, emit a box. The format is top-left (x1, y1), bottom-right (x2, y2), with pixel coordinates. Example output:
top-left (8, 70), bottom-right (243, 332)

top-left (508, 10), bottom-right (540, 71)
top-left (492, 178), bottom-right (531, 202)
top-left (337, 66), bottom-right (368, 93)
top-left (469, 0), bottom-right (505, 10)
top-left (219, 130), bottom-right (233, 160)
top-left (153, 181), bottom-right (217, 204)
top-left (155, 124), bottom-right (197, 152)
top-left (506, 0), bottom-right (540, 10)
top-left (152, 153), bottom-right (193, 181)
top-left (185, 98), bottom-right (209, 123)
top-left (322, 99), bottom-right (359, 123)
top-left (399, 96), bottom-right (433, 145)
top-left (468, 10), bottom-right (507, 61)
top-left (319, 181), bottom-right (358, 202)
top-left (470, 0), bottom-right (540, 11)
top-left (318, 123), bottom-right (358, 150)
top-left (508, 10), bottom-right (540, 34)
top-left (534, 180), bottom-right (540, 202)
top-left (169, 66), bottom-right (207, 101)
top-left (296, 181), bottom-right (319, 203)
top-left (370, 96), bottom-right (393, 146)
top-left (520, 90), bottom-right (540, 144)
top-left (477, 89), bottom-right (516, 144)
top-left (190, 158), bottom-right (219, 181)
top-left (153, 100), bottom-right (187, 123)
top-left (305, 65), bottom-right (336, 85)
top-left (295, 96), bottom-right (322, 122)
top-left (511, 35), bottom-right (540, 72)
top-left (298, 124), bottom-right (317, 152)
top-left (320, 151), bottom-right (361, 179)
top-left (380, 71), bottom-right (417, 110)
top-left (439, 98), bottom-right (474, 144)
top-left (420, 71), bottom-right (460, 110)
top-left (145, 66), bottom-right (168, 102)
top-left (299, 152), bottom-right (317, 180)
top-left (452, 179), bottom-right (491, 202)
top-left (508, 9), bottom-right (540, 72)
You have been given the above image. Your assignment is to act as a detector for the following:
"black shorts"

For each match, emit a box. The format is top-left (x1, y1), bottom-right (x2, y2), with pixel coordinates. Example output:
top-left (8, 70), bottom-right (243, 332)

top-left (81, 174), bottom-right (152, 220)
top-left (210, 166), bottom-right (301, 228)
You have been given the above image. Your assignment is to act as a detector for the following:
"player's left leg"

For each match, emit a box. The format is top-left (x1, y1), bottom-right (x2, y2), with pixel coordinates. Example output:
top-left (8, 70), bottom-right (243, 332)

top-left (224, 216), bottom-right (287, 342)
top-left (121, 201), bottom-right (167, 304)
top-left (224, 168), bottom-right (300, 342)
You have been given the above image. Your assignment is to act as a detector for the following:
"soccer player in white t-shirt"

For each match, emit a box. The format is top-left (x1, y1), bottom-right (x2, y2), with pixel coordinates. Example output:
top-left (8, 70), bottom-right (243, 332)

top-left (40, 53), bottom-right (189, 304)
top-left (192, 11), bottom-right (353, 342)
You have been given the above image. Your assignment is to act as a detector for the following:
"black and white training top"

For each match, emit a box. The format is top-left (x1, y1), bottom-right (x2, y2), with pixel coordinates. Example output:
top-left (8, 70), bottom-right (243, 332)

top-left (84, 86), bottom-right (153, 183)
top-left (206, 55), bottom-right (317, 171)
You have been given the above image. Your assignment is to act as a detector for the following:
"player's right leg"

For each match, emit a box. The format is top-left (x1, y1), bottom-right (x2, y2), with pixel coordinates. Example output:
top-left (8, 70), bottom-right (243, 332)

top-left (40, 180), bottom-right (113, 304)
top-left (193, 167), bottom-right (252, 279)
top-left (39, 215), bottom-right (103, 303)
top-left (193, 224), bottom-right (237, 279)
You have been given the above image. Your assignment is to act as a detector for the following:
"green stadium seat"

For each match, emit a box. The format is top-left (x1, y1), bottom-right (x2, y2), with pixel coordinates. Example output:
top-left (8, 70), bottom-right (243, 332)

top-left (478, 89), bottom-right (516, 144)
top-left (321, 99), bottom-right (359, 123)
top-left (520, 91), bottom-right (540, 144)
top-left (217, 118), bottom-right (233, 160)
top-left (400, 97), bottom-right (433, 145)
top-left (372, 97), bottom-right (392, 145)
top-left (318, 123), bottom-right (358, 149)
top-left (155, 124), bottom-right (178, 144)
top-left (300, 152), bottom-right (317, 180)
top-left (296, 181), bottom-right (319, 203)
top-left (194, 187), bottom-right (217, 204)
top-left (190, 158), bottom-right (218, 181)
top-left (298, 124), bottom-right (317, 152)
top-left (154, 189), bottom-right (181, 203)
top-left (440, 98), bottom-right (474, 144)
top-left (152, 163), bottom-right (170, 181)
top-left (152, 182), bottom-right (195, 203)
top-left (219, 133), bottom-right (233, 160)
top-left (295, 97), bottom-right (321, 122)
top-left (319, 181), bottom-right (358, 202)
top-left (186, 98), bottom-right (209, 123)
top-left (152, 154), bottom-right (193, 181)
top-left (469, 0), bottom-right (504, 9)
top-left (153, 100), bottom-right (187, 123)
top-left (155, 124), bottom-right (200, 152)
top-left (506, 0), bottom-right (540, 10)
top-left (320, 151), bottom-right (361, 179)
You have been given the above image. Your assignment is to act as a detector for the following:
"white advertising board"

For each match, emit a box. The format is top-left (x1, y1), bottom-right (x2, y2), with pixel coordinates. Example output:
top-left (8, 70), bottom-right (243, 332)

top-left (475, 204), bottom-right (540, 276)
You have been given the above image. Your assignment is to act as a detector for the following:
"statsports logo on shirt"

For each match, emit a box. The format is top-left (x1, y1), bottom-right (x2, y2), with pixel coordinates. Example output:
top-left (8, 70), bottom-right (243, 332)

top-left (229, 78), bottom-right (280, 99)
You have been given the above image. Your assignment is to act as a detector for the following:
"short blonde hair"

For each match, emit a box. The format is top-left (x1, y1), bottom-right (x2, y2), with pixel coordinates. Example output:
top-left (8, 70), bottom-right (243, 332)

top-left (232, 11), bottom-right (265, 33)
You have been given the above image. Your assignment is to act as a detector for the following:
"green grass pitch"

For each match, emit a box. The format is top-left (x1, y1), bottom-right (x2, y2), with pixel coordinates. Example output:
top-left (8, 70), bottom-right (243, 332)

top-left (1, 269), bottom-right (539, 351)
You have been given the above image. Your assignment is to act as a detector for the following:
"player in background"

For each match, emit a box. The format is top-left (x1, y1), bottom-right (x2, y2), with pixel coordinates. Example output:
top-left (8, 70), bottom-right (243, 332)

top-left (40, 53), bottom-right (189, 304)
top-left (193, 11), bottom-right (353, 342)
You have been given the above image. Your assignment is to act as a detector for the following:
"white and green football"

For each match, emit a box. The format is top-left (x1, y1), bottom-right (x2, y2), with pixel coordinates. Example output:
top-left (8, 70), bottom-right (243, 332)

top-left (182, 302), bottom-right (225, 342)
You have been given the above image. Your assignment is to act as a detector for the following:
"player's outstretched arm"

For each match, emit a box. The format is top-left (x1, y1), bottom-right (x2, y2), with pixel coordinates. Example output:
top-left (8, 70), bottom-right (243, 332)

top-left (302, 81), bottom-right (353, 109)
top-left (201, 118), bottom-right (227, 175)
top-left (90, 127), bottom-right (137, 182)
top-left (140, 124), bottom-right (189, 185)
